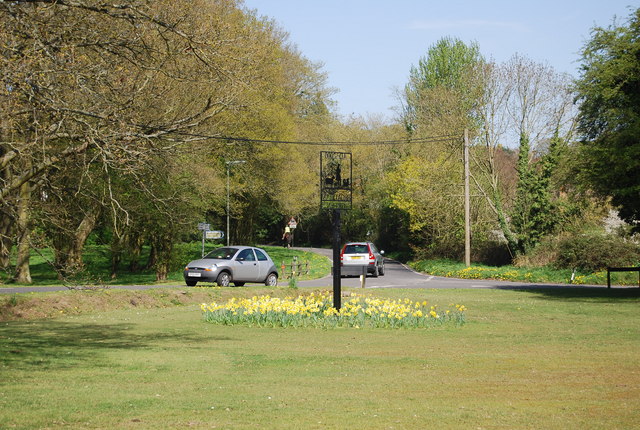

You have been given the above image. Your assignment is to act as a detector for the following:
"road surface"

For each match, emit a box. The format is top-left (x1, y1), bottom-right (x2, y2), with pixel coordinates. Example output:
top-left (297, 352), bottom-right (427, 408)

top-left (294, 248), bottom-right (593, 290)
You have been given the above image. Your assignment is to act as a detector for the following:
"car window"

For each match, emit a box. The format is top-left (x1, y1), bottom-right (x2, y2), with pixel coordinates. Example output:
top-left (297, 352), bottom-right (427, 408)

top-left (344, 244), bottom-right (368, 254)
top-left (369, 243), bottom-right (378, 253)
top-left (255, 249), bottom-right (268, 261)
top-left (205, 247), bottom-right (237, 260)
top-left (237, 248), bottom-right (256, 261)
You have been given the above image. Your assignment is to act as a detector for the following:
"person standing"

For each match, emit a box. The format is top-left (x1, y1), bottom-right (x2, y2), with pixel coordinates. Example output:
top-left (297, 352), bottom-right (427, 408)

top-left (282, 225), bottom-right (291, 248)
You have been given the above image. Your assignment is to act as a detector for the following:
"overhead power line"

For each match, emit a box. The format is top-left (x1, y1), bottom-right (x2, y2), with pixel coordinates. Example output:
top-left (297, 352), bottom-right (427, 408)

top-left (169, 130), bottom-right (461, 146)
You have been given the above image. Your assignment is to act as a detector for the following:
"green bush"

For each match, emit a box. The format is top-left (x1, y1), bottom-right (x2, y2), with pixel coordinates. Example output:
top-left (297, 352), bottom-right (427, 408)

top-left (473, 240), bottom-right (513, 266)
top-left (554, 233), bottom-right (640, 271)
top-left (171, 242), bottom-right (206, 271)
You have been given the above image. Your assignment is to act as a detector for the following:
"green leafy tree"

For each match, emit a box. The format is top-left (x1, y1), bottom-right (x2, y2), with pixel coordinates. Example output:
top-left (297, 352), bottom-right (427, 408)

top-left (387, 153), bottom-right (464, 257)
top-left (0, 0), bottom-right (338, 281)
top-left (396, 37), bottom-right (496, 259)
top-left (575, 8), bottom-right (640, 230)
top-left (394, 38), bottom-right (475, 251)
top-left (402, 36), bottom-right (484, 133)
top-left (0, 0), bottom-right (257, 280)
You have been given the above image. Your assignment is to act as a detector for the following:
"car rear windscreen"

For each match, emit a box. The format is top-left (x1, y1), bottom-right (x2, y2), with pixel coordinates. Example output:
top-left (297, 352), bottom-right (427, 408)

top-left (344, 244), bottom-right (369, 254)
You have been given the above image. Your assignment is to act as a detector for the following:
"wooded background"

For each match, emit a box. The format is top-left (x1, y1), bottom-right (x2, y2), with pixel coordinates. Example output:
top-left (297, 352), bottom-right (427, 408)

top-left (2, 1), bottom-right (639, 282)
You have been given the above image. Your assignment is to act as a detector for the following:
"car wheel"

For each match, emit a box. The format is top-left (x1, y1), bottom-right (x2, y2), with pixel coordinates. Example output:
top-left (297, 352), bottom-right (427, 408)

top-left (186, 280), bottom-right (197, 287)
top-left (265, 273), bottom-right (278, 287)
top-left (216, 271), bottom-right (231, 287)
top-left (379, 263), bottom-right (385, 276)
top-left (233, 282), bottom-right (245, 287)
top-left (372, 265), bottom-right (379, 278)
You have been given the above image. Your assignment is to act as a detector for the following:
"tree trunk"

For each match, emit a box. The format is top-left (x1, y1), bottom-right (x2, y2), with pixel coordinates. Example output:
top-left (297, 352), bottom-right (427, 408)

top-left (54, 206), bottom-right (100, 277)
top-left (110, 235), bottom-right (123, 279)
top-left (128, 233), bottom-right (143, 272)
top-left (0, 208), bottom-right (13, 270)
top-left (155, 263), bottom-right (168, 282)
top-left (0, 120), bottom-right (12, 270)
top-left (493, 187), bottom-right (519, 258)
top-left (154, 234), bottom-right (173, 282)
top-left (68, 207), bottom-right (100, 269)
top-left (14, 181), bottom-right (32, 283)
top-left (470, 149), bottom-right (519, 260)
top-left (145, 242), bottom-right (158, 271)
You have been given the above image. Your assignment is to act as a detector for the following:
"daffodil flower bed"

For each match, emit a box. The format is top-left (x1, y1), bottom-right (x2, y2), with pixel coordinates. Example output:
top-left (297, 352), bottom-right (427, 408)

top-left (201, 292), bottom-right (466, 328)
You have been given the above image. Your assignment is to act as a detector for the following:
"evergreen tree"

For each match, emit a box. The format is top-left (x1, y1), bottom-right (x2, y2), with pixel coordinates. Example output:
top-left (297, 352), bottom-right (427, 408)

top-left (575, 8), bottom-right (640, 230)
top-left (511, 132), bottom-right (561, 254)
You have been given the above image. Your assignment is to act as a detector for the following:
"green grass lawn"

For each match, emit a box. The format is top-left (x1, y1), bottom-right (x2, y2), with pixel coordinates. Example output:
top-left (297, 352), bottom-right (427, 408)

top-left (1, 287), bottom-right (639, 429)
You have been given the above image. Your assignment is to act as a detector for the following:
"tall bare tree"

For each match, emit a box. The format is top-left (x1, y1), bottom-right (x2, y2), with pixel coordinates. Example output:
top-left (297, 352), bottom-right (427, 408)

top-left (472, 55), bottom-right (577, 256)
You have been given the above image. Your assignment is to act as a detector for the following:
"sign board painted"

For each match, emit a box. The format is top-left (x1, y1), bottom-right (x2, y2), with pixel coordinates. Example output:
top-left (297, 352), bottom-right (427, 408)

top-left (205, 230), bottom-right (224, 239)
top-left (320, 151), bottom-right (352, 210)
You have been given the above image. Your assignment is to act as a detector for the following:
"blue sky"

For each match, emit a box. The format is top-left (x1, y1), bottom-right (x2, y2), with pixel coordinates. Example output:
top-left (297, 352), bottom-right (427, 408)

top-left (242, 0), bottom-right (637, 120)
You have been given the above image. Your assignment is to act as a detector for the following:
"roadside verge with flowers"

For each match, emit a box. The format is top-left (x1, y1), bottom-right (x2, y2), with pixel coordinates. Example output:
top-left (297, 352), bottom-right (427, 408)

top-left (410, 259), bottom-right (619, 285)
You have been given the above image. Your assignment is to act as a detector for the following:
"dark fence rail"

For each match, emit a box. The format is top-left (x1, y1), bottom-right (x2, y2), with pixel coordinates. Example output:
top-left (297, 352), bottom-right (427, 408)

top-left (607, 267), bottom-right (640, 288)
top-left (280, 259), bottom-right (310, 279)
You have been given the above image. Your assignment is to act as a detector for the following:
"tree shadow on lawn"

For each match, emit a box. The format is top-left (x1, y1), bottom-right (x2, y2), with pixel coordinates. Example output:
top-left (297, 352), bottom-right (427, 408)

top-left (0, 320), bottom-right (234, 370)
top-left (494, 285), bottom-right (640, 303)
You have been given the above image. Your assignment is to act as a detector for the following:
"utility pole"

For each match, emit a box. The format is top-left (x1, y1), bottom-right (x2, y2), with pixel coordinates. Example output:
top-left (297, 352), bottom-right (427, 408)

top-left (226, 160), bottom-right (245, 246)
top-left (464, 129), bottom-right (471, 267)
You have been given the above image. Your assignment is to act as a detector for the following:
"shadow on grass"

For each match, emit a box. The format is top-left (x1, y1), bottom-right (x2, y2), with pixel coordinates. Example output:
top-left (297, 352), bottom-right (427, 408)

top-left (495, 285), bottom-right (640, 302)
top-left (0, 320), bottom-right (233, 370)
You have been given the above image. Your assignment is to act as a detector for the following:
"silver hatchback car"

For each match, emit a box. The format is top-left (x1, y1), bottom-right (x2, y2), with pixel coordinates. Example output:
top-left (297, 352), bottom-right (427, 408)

top-left (340, 241), bottom-right (385, 277)
top-left (183, 246), bottom-right (279, 287)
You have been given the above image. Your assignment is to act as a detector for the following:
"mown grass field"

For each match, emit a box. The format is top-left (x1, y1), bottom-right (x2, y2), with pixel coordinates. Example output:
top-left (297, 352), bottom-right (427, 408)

top-left (1, 286), bottom-right (639, 429)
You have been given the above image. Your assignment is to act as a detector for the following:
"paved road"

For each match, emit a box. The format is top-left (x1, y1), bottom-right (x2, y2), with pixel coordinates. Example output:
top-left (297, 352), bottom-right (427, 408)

top-left (295, 251), bottom-right (587, 290)
top-left (0, 246), bottom-right (618, 293)
top-left (292, 247), bottom-right (604, 290)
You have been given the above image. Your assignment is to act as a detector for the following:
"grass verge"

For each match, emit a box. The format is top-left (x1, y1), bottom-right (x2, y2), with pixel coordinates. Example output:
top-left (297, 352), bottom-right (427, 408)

top-left (1, 287), bottom-right (639, 429)
top-left (411, 258), bottom-right (640, 286)
top-left (0, 244), bottom-right (331, 288)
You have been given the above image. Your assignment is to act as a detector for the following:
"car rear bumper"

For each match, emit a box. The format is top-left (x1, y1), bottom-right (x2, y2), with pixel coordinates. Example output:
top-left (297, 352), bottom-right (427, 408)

top-left (340, 264), bottom-right (374, 276)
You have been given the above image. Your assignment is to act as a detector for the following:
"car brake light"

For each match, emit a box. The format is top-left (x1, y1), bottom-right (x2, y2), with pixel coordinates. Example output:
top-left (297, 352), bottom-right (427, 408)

top-left (368, 245), bottom-right (375, 264)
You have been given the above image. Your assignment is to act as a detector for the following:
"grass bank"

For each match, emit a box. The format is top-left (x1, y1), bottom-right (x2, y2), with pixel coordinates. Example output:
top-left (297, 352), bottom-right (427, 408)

top-left (1, 287), bottom-right (639, 429)
top-left (411, 258), bottom-right (640, 286)
top-left (0, 244), bottom-right (331, 288)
